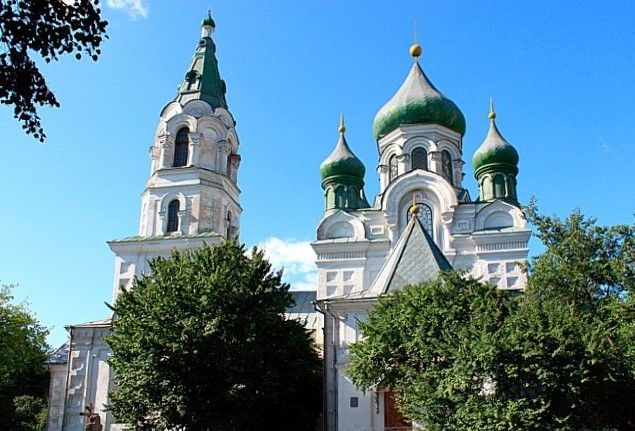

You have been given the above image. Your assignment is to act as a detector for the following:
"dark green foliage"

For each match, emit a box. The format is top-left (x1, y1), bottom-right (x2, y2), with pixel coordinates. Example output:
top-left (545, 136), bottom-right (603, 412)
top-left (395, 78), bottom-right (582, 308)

top-left (349, 272), bottom-right (516, 431)
top-left (349, 204), bottom-right (635, 431)
top-left (108, 241), bottom-right (322, 431)
top-left (0, 284), bottom-right (50, 430)
top-left (0, 0), bottom-right (108, 141)
top-left (508, 202), bottom-right (635, 430)
top-left (14, 395), bottom-right (47, 431)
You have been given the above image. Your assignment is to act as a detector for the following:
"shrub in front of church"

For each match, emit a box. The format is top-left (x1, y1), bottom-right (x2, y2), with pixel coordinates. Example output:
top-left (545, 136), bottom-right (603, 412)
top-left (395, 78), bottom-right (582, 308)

top-left (108, 242), bottom-right (322, 430)
top-left (348, 205), bottom-right (635, 431)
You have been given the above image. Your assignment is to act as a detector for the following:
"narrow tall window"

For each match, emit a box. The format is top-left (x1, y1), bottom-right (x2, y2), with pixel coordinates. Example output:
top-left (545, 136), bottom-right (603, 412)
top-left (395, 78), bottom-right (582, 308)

top-left (441, 150), bottom-right (453, 184)
top-left (226, 154), bottom-right (232, 177)
top-left (494, 174), bottom-right (505, 197)
top-left (389, 155), bottom-right (398, 181)
top-left (226, 210), bottom-right (233, 239)
top-left (335, 186), bottom-right (346, 209)
top-left (166, 199), bottom-right (180, 233)
top-left (411, 147), bottom-right (427, 171)
top-left (173, 128), bottom-right (189, 167)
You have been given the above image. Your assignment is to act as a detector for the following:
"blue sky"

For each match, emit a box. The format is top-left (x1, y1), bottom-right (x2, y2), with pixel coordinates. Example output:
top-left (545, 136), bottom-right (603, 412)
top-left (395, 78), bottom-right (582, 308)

top-left (1, 1), bottom-right (634, 347)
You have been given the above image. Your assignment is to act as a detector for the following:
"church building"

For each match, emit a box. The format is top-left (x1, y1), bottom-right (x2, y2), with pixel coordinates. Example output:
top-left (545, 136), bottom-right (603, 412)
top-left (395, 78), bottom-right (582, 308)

top-left (45, 12), bottom-right (531, 431)
top-left (47, 13), bottom-right (243, 430)
top-left (313, 43), bottom-right (530, 431)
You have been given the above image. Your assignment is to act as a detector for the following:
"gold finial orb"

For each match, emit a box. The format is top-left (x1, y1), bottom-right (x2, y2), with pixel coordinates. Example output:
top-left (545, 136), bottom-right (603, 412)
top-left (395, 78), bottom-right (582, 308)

top-left (409, 43), bottom-right (422, 59)
top-left (338, 113), bottom-right (346, 133)
top-left (409, 193), bottom-right (419, 215)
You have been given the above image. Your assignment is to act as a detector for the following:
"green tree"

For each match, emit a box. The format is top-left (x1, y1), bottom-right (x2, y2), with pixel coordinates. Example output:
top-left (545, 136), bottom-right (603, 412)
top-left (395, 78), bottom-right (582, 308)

top-left (348, 272), bottom-right (516, 430)
top-left (14, 395), bottom-right (48, 431)
top-left (0, 0), bottom-right (108, 141)
top-left (0, 284), bottom-right (50, 430)
top-left (108, 241), bottom-right (322, 431)
top-left (348, 205), bottom-right (635, 431)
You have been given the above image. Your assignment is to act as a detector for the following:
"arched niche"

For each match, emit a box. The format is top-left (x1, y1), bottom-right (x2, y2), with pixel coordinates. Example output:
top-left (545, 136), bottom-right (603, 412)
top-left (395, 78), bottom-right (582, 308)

top-left (475, 200), bottom-right (526, 231)
top-left (325, 222), bottom-right (354, 239)
top-left (402, 136), bottom-right (433, 154)
top-left (182, 100), bottom-right (213, 118)
top-left (213, 107), bottom-right (235, 129)
top-left (382, 170), bottom-right (458, 226)
top-left (436, 139), bottom-right (461, 161)
top-left (483, 212), bottom-right (513, 229)
top-left (317, 211), bottom-right (366, 241)
top-left (159, 101), bottom-right (183, 121)
top-left (165, 113), bottom-right (198, 138)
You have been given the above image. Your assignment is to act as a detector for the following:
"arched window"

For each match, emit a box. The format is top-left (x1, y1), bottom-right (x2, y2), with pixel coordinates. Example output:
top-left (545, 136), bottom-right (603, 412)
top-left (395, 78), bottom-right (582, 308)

top-left (441, 150), bottom-right (453, 184)
top-left (173, 128), bottom-right (189, 167)
top-left (166, 199), bottom-right (180, 233)
top-left (411, 147), bottom-right (427, 171)
top-left (407, 202), bottom-right (433, 235)
top-left (389, 155), bottom-right (398, 181)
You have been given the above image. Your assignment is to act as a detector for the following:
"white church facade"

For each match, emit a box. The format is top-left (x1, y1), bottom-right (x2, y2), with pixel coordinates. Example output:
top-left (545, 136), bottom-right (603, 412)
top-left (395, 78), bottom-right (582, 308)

top-left (46, 13), bottom-right (530, 431)
top-left (313, 44), bottom-right (530, 430)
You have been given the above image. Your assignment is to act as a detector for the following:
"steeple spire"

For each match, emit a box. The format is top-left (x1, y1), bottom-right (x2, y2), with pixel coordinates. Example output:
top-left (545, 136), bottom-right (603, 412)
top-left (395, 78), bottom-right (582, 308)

top-left (410, 21), bottom-right (422, 60)
top-left (176, 10), bottom-right (228, 109)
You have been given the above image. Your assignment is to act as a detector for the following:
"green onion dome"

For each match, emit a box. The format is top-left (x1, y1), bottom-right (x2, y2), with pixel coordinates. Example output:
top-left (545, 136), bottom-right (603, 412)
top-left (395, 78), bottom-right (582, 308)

top-left (372, 49), bottom-right (466, 140)
top-left (320, 120), bottom-right (365, 181)
top-left (472, 108), bottom-right (519, 176)
top-left (201, 10), bottom-right (216, 28)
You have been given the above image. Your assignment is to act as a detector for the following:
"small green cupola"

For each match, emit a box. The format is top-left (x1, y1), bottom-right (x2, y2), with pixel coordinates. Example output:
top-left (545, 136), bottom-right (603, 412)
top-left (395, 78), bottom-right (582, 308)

top-left (320, 116), bottom-right (371, 213)
top-left (473, 100), bottom-right (520, 203)
top-left (201, 9), bottom-right (216, 29)
top-left (175, 10), bottom-right (228, 110)
top-left (372, 44), bottom-right (466, 140)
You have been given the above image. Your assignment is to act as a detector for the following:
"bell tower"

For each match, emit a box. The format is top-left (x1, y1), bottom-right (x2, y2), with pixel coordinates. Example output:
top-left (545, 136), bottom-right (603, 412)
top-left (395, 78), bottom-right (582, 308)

top-left (108, 11), bottom-right (242, 300)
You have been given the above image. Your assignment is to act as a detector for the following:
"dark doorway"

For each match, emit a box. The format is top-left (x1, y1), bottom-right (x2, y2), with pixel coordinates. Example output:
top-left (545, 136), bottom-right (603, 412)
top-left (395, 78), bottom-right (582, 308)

top-left (384, 392), bottom-right (411, 430)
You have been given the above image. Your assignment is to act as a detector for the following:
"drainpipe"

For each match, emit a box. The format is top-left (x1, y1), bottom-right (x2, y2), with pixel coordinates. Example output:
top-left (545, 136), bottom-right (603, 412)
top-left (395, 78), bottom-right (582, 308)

top-left (314, 300), bottom-right (338, 431)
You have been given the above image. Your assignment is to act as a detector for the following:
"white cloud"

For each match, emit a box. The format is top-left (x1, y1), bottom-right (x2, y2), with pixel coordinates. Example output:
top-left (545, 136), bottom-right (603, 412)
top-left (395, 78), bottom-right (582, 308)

top-left (257, 237), bottom-right (317, 291)
top-left (107, 0), bottom-right (149, 19)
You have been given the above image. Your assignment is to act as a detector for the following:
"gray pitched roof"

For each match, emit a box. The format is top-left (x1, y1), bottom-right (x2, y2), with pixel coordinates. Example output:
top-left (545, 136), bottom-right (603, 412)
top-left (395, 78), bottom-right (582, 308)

top-left (46, 342), bottom-right (70, 365)
top-left (287, 290), bottom-right (317, 314)
top-left (372, 215), bottom-right (452, 294)
top-left (286, 290), bottom-right (320, 330)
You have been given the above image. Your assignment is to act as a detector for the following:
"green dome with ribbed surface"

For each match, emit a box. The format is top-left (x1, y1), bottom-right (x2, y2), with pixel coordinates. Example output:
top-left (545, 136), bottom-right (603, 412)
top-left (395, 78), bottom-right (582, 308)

top-left (472, 119), bottom-right (519, 175)
top-left (320, 131), bottom-right (365, 180)
top-left (373, 62), bottom-right (466, 139)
